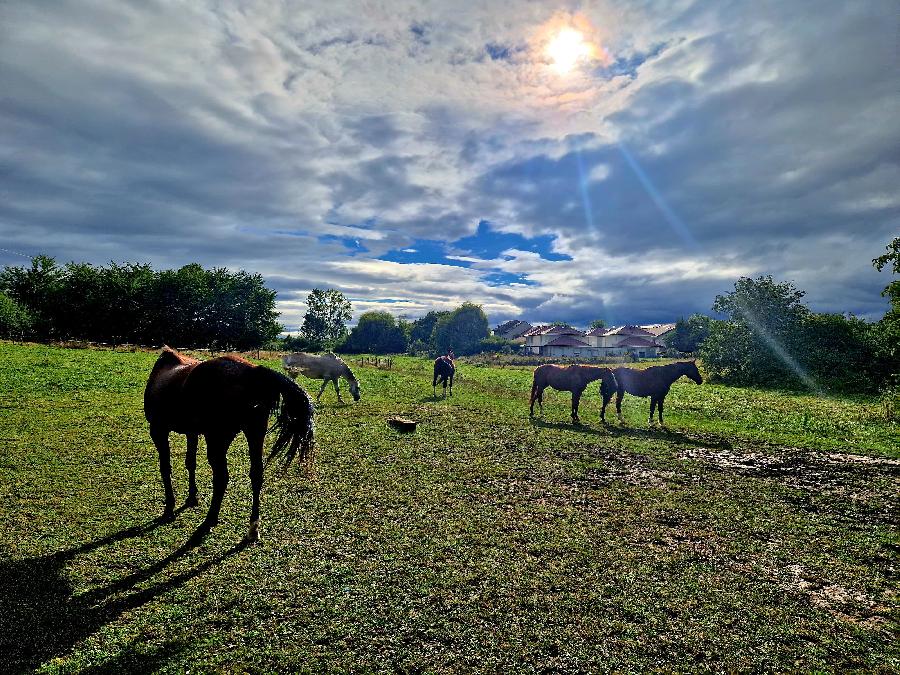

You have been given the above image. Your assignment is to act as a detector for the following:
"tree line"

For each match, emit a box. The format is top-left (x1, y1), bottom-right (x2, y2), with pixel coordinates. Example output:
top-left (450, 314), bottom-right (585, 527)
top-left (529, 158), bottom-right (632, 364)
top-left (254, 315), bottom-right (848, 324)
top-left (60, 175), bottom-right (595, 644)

top-left (2, 236), bottom-right (896, 396)
top-left (667, 237), bottom-right (899, 394)
top-left (0, 256), bottom-right (281, 350)
top-left (283, 290), bottom-right (506, 357)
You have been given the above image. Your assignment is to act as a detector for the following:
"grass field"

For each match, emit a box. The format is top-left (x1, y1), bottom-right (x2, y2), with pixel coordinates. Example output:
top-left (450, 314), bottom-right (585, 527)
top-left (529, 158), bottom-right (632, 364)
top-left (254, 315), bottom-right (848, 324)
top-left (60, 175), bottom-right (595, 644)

top-left (1, 341), bottom-right (897, 672)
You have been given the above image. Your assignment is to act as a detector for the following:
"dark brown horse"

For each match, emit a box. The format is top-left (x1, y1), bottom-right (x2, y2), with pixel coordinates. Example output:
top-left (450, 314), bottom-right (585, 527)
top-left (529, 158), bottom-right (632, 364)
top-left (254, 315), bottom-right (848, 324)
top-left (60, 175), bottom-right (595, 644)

top-left (144, 346), bottom-right (314, 542)
top-left (530, 364), bottom-right (618, 424)
top-left (433, 356), bottom-right (455, 397)
top-left (602, 360), bottom-right (703, 426)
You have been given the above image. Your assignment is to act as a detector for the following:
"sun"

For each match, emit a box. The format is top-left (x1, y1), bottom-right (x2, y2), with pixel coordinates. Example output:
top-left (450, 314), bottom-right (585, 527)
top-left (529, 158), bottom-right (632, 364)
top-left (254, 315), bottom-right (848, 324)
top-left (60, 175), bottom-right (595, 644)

top-left (546, 28), bottom-right (591, 74)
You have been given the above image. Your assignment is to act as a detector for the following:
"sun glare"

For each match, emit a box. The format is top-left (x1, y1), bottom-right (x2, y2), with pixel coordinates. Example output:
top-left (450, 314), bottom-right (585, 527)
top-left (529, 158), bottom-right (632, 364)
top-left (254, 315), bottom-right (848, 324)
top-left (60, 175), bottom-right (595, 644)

top-left (546, 28), bottom-right (590, 74)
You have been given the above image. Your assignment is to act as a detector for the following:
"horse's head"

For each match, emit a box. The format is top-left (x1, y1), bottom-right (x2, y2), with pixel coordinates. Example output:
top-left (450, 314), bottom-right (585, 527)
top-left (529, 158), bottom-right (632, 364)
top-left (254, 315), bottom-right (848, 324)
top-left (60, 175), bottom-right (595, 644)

top-left (599, 368), bottom-right (618, 397)
top-left (348, 377), bottom-right (361, 401)
top-left (684, 360), bottom-right (703, 384)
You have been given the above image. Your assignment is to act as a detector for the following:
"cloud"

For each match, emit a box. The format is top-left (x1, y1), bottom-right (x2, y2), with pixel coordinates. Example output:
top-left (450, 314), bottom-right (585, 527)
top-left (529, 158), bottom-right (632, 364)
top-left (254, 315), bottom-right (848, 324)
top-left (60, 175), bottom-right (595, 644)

top-left (0, 0), bottom-right (897, 333)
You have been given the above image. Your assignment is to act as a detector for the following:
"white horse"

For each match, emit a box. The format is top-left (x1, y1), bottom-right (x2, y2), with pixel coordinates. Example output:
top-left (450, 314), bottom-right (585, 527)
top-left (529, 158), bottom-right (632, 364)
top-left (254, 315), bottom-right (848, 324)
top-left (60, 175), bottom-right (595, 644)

top-left (281, 352), bottom-right (361, 402)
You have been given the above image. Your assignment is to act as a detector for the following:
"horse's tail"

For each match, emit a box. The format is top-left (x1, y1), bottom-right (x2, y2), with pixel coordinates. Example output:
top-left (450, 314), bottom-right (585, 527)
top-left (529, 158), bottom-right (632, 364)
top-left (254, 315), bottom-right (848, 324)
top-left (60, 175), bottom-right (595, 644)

top-left (600, 368), bottom-right (618, 399)
top-left (252, 366), bottom-right (315, 466)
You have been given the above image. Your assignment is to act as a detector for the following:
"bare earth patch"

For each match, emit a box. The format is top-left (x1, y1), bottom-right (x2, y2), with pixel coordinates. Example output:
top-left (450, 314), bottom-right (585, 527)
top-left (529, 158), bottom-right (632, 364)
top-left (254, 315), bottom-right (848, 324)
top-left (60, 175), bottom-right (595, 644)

top-left (678, 446), bottom-right (900, 498)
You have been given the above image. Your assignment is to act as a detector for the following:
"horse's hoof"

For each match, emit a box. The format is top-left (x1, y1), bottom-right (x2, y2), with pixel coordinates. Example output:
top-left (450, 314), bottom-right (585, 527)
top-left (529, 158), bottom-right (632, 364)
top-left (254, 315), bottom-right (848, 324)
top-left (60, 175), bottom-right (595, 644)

top-left (245, 520), bottom-right (261, 543)
top-left (185, 494), bottom-right (199, 508)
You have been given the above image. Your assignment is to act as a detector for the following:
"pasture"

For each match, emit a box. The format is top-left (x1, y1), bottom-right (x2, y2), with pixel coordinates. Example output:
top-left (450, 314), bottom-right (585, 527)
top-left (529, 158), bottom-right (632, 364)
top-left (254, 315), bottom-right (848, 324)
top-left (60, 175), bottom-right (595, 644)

top-left (1, 342), bottom-right (897, 672)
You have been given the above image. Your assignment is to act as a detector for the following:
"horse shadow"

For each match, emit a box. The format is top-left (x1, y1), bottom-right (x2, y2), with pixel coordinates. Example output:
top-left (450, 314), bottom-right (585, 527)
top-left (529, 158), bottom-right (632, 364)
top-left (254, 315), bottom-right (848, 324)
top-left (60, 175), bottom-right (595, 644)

top-left (606, 423), bottom-right (732, 449)
top-left (0, 519), bottom-right (248, 672)
top-left (528, 418), bottom-right (612, 436)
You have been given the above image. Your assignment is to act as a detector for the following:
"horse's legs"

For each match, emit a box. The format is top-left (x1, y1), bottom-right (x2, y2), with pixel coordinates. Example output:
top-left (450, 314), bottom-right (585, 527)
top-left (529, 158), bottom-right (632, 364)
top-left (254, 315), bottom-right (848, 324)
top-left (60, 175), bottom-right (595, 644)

top-left (648, 397), bottom-right (657, 426)
top-left (203, 432), bottom-right (235, 528)
top-left (333, 377), bottom-right (343, 403)
top-left (571, 389), bottom-right (583, 424)
top-left (616, 390), bottom-right (625, 422)
top-left (316, 379), bottom-right (328, 402)
top-left (185, 433), bottom-right (199, 507)
top-left (244, 424), bottom-right (265, 542)
top-left (658, 395), bottom-right (665, 426)
top-left (150, 425), bottom-right (175, 520)
top-left (601, 392), bottom-right (612, 423)
top-left (448, 372), bottom-right (453, 397)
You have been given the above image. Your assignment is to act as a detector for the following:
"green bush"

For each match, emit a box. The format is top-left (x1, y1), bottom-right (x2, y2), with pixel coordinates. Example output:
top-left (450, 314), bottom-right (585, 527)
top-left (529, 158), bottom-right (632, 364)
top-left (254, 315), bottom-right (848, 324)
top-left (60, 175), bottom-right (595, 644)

top-left (0, 290), bottom-right (32, 339)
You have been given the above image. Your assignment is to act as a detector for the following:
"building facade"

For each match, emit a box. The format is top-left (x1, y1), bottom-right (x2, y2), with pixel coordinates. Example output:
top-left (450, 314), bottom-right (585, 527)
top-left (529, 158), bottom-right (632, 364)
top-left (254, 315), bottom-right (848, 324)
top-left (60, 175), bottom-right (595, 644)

top-left (522, 323), bottom-right (672, 359)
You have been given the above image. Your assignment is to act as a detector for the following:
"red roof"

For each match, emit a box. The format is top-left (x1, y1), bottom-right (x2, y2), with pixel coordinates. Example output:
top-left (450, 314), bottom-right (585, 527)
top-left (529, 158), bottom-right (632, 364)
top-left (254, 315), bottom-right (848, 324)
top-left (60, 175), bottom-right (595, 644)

top-left (614, 336), bottom-right (663, 348)
top-left (544, 335), bottom-right (590, 347)
top-left (603, 324), bottom-right (654, 337)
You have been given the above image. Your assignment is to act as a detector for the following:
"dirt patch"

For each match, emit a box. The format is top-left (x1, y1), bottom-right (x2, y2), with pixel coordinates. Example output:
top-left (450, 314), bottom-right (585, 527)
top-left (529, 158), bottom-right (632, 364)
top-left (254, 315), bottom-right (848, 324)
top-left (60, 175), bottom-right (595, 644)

top-left (678, 446), bottom-right (900, 495)
top-left (559, 449), bottom-right (677, 488)
top-left (778, 564), bottom-right (892, 629)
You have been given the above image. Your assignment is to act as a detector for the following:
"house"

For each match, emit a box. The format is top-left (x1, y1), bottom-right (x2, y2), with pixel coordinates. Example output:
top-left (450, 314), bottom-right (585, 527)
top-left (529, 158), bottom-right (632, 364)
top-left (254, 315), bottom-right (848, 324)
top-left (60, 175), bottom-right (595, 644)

top-left (523, 325), bottom-right (598, 358)
top-left (523, 323), bottom-right (669, 359)
top-left (492, 319), bottom-right (532, 341)
top-left (641, 323), bottom-right (676, 343)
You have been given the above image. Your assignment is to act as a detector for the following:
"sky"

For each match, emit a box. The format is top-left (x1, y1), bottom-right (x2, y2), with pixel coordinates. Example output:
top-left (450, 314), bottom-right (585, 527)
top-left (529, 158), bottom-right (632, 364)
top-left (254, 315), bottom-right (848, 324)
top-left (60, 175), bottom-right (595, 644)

top-left (1, 0), bottom-right (898, 331)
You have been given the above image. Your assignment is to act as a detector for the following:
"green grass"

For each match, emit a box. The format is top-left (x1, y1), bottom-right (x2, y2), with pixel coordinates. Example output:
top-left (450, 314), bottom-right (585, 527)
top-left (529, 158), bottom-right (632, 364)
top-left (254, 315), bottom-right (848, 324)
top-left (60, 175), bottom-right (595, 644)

top-left (0, 342), bottom-right (897, 672)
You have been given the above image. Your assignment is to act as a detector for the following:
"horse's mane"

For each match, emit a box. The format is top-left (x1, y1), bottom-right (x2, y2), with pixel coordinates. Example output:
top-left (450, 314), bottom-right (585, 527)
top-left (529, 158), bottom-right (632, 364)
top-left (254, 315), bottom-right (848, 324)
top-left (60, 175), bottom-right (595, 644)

top-left (158, 345), bottom-right (197, 366)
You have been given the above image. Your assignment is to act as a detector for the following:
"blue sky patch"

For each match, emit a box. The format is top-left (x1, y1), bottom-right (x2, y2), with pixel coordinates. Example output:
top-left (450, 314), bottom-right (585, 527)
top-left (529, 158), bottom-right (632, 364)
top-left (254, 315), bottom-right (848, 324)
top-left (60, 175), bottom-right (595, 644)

top-left (481, 271), bottom-right (535, 286)
top-left (318, 235), bottom-right (368, 253)
top-left (596, 42), bottom-right (669, 80)
top-left (452, 220), bottom-right (571, 261)
top-left (379, 239), bottom-right (471, 267)
top-left (485, 43), bottom-right (511, 61)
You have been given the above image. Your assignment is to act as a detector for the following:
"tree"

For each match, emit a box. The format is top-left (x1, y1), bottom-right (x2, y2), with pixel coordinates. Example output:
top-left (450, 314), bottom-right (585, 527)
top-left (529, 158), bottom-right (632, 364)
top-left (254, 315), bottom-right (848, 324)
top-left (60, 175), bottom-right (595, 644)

top-left (670, 314), bottom-right (713, 353)
top-left (702, 276), bottom-right (811, 387)
top-left (300, 289), bottom-right (352, 350)
top-left (588, 319), bottom-right (606, 331)
top-left (343, 311), bottom-right (407, 354)
top-left (871, 237), bottom-right (900, 386)
top-left (0, 255), bottom-right (64, 340)
top-left (408, 310), bottom-right (450, 353)
top-left (873, 236), bottom-right (900, 308)
top-left (432, 303), bottom-right (490, 356)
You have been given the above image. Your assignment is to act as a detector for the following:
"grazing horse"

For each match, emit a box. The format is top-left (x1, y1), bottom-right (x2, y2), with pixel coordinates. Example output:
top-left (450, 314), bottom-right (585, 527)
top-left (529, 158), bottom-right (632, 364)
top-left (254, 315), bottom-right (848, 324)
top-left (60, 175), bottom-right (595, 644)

top-left (433, 356), bottom-right (455, 397)
top-left (282, 351), bottom-right (361, 403)
top-left (603, 360), bottom-right (703, 426)
top-left (144, 346), bottom-right (314, 542)
top-left (530, 364), bottom-right (619, 424)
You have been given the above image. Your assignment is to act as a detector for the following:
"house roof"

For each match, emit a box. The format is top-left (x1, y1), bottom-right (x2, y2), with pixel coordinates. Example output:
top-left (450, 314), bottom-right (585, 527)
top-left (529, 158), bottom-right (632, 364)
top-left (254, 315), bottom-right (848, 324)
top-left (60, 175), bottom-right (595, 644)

top-left (602, 324), bottom-right (654, 337)
top-left (544, 335), bottom-right (590, 347)
top-left (641, 323), bottom-right (676, 336)
top-left (523, 324), bottom-right (584, 337)
top-left (615, 336), bottom-right (663, 348)
top-left (495, 319), bottom-right (529, 333)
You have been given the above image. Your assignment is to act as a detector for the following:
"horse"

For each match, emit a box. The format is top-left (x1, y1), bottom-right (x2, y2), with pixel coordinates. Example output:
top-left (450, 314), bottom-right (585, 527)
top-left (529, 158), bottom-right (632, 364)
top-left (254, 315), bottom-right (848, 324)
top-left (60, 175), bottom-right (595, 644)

top-left (529, 364), bottom-right (619, 424)
top-left (602, 360), bottom-right (703, 426)
top-left (144, 346), bottom-right (314, 542)
top-left (433, 356), bottom-right (455, 397)
top-left (282, 351), bottom-right (361, 403)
